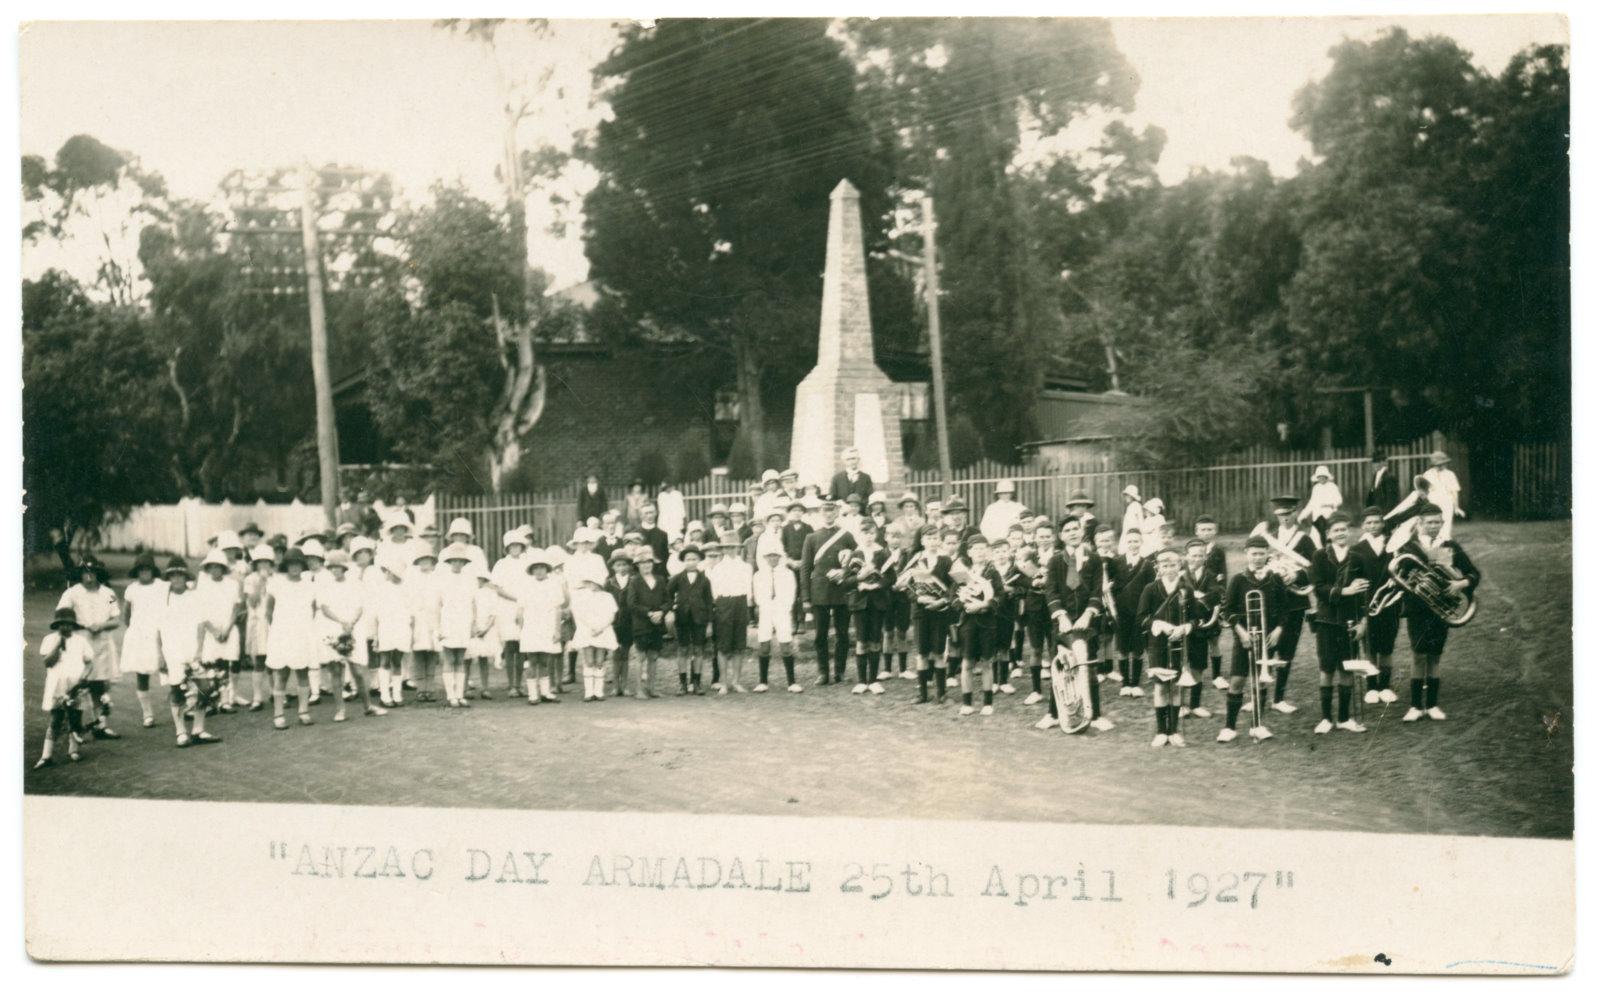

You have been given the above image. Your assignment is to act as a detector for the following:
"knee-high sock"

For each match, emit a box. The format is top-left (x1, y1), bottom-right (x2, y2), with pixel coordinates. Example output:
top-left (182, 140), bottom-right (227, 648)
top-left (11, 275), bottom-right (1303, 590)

top-left (758, 656), bottom-right (770, 685)
top-left (783, 655), bottom-right (796, 684)
top-left (1337, 685), bottom-right (1351, 722)
top-left (1274, 665), bottom-right (1291, 703)
top-left (1426, 677), bottom-right (1440, 708)
top-left (1226, 693), bottom-right (1243, 729)
top-left (1319, 686), bottom-right (1334, 721)
top-left (1410, 678), bottom-right (1425, 708)
top-left (1189, 684), bottom-right (1202, 709)
top-left (1031, 666), bottom-right (1042, 693)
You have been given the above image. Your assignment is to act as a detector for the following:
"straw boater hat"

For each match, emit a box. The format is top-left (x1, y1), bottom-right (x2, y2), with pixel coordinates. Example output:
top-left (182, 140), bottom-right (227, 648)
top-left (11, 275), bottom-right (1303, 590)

top-left (129, 552), bottom-right (159, 578)
top-left (49, 606), bottom-right (81, 631)
top-left (249, 543), bottom-right (277, 566)
top-left (163, 556), bottom-right (192, 580)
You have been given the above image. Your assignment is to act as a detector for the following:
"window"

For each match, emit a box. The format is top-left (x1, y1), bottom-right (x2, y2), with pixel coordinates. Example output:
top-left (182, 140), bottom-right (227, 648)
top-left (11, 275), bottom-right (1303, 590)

top-left (899, 382), bottom-right (929, 421)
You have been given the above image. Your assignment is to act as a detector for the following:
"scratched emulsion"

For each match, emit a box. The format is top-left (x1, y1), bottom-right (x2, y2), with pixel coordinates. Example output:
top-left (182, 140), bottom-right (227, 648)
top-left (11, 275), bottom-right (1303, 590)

top-left (21, 521), bottom-right (1573, 839)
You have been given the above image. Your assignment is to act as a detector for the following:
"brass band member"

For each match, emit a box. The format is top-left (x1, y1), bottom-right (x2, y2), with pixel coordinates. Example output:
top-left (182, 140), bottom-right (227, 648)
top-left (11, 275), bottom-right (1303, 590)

top-left (1398, 502), bottom-right (1480, 723)
top-left (1219, 536), bottom-right (1287, 742)
top-left (1111, 526), bottom-right (1155, 697)
top-left (1181, 538), bottom-right (1221, 721)
top-left (1254, 494), bottom-right (1317, 714)
top-left (1138, 548), bottom-right (1202, 748)
top-left (1355, 505), bottom-right (1402, 705)
top-left (1038, 514), bottom-right (1108, 731)
top-left (1309, 511), bottom-right (1373, 734)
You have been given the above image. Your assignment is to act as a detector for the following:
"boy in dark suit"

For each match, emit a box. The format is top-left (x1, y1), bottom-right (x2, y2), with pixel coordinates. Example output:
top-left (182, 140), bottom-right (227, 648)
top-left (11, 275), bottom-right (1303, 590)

top-left (1112, 527), bottom-right (1155, 697)
top-left (1397, 503), bottom-right (1480, 723)
top-left (624, 549), bottom-right (670, 698)
top-left (1219, 536), bottom-right (1287, 742)
top-left (667, 545), bottom-right (714, 695)
top-left (606, 552), bottom-right (635, 697)
top-left (1309, 512), bottom-right (1374, 734)
top-left (1195, 515), bottom-right (1229, 687)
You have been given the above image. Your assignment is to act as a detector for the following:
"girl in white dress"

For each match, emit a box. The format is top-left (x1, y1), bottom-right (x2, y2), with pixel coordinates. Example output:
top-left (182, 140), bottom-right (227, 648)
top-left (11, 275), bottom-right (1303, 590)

top-left (492, 532), bottom-right (531, 696)
top-left (371, 555), bottom-right (412, 707)
top-left (265, 548), bottom-right (319, 729)
top-left (469, 567), bottom-right (501, 698)
top-left (154, 558), bottom-right (218, 747)
top-left (568, 571), bottom-right (619, 702)
top-left (316, 551), bottom-right (384, 722)
top-left (436, 544), bottom-right (478, 708)
top-left (120, 553), bottom-right (169, 727)
top-left (55, 556), bottom-right (122, 737)
top-left (349, 537), bottom-right (379, 682)
top-left (35, 607), bottom-right (95, 768)
top-left (404, 549), bottom-right (442, 702)
top-left (517, 549), bottom-right (567, 704)
top-left (194, 548), bottom-right (243, 714)
top-left (243, 544), bottom-right (276, 711)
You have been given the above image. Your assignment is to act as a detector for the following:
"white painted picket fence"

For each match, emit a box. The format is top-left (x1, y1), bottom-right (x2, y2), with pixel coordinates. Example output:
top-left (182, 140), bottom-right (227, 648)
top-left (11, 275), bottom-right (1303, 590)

top-left (96, 496), bottom-right (435, 558)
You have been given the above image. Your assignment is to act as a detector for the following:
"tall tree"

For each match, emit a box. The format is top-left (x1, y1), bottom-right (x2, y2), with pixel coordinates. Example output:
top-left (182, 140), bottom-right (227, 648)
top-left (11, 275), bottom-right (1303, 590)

top-left (845, 18), bottom-right (1137, 459)
top-left (583, 18), bottom-right (903, 472)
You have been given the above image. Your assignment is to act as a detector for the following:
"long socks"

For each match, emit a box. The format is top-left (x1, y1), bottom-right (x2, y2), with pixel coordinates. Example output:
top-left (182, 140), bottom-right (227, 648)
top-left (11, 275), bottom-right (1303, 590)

top-left (1337, 686), bottom-right (1351, 722)
top-left (1319, 686), bottom-right (1334, 721)
top-left (1425, 677), bottom-right (1440, 709)
top-left (1411, 678), bottom-right (1425, 709)
top-left (1275, 666), bottom-right (1291, 703)
top-left (1226, 693), bottom-right (1243, 729)
top-left (1030, 666), bottom-right (1042, 694)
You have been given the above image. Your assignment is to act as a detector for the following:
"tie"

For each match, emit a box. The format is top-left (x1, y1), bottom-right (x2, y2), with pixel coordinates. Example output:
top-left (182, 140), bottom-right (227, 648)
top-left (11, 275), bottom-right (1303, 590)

top-left (770, 571), bottom-right (777, 601)
top-left (1066, 556), bottom-right (1079, 590)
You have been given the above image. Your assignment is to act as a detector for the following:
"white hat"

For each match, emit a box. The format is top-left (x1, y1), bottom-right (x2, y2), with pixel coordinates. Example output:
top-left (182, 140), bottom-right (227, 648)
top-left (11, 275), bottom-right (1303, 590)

top-left (349, 537), bottom-right (376, 556)
top-left (544, 546), bottom-right (567, 568)
top-left (1145, 497), bottom-right (1165, 515)
top-left (1312, 465), bottom-right (1333, 481)
top-left (756, 533), bottom-right (784, 559)
top-left (577, 526), bottom-right (602, 545)
top-left (686, 519), bottom-right (705, 536)
top-left (300, 538), bottom-right (327, 560)
top-left (440, 542), bottom-right (474, 564)
top-left (524, 547), bottom-right (551, 570)
top-left (215, 530), bottom-right (242, 551)
top-left (867, 490), bottom-right (888, 507)
top-left (728, 502), bottom-right (748, 515)
top-left (761, 468), bottom-right (781, 483)
top-left (1122, 484), bottom-right (1141, 500)
top-left (447, 517), bottom-right (474, 538)
top-left (995, 479), bottom-right (1016, 495)
top-left (474, 566), bottom-right (493, 582)
top-left (502, 529), bottom-right (527, 548)
top-left (383, 515), bottom-right (410, 534)
top-left (411, 548), bottom-right (437, 566)
top-left (200, 547), bottom-right (230, 570)
top-left (249, 543), bottom-right (277, 564)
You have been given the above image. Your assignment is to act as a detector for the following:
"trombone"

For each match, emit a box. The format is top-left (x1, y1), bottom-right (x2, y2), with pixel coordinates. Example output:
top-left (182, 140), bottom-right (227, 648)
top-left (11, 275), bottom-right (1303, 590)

top-left (1243, 589), bottom-right (1281, 741)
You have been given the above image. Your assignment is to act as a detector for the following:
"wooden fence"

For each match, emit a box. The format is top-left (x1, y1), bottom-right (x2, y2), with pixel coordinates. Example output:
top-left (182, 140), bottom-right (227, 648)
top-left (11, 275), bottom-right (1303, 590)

top-left (1511, 441), bottom-right (1570, 519)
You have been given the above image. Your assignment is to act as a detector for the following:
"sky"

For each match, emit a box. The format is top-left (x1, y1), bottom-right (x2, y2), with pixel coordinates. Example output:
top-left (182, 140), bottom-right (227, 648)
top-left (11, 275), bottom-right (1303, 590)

top-left (19, 14), bottom-right (1569, 292)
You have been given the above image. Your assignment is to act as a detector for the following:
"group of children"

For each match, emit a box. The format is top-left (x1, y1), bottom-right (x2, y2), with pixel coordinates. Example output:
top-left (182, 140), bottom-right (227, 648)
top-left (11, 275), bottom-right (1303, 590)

top-left (32, 468), bottom-right (1477, 769)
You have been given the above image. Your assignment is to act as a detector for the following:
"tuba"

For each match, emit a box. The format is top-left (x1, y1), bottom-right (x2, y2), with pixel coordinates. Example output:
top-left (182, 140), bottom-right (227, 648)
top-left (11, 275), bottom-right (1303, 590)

top-left (1379, 551), bottom-right (1476, 627)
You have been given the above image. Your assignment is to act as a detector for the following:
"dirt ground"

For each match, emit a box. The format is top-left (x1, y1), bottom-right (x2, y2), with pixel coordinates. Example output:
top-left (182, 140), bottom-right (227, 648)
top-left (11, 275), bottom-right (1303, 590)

top-left (20, 521), bottom-right (1572, 838)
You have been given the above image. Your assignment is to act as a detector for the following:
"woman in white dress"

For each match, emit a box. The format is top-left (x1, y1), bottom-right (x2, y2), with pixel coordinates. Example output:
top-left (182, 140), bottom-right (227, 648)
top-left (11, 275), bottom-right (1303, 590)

top-left (265, 547), bottom-right (319, 729)
top-left (120, 552), bottom-right (169, 728)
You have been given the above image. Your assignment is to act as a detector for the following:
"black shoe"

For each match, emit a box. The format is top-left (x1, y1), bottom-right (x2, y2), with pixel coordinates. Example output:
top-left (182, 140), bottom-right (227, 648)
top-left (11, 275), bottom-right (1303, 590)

top-left (402, 680), bottom-right (417, 691)
top-left (92, 727), bottom-right (120, 740)
top-left (191, 732), bottom-right (223, 745)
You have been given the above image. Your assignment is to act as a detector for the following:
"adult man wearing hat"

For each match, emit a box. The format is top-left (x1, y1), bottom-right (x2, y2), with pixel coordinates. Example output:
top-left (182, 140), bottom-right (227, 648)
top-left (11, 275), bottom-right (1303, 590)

top-left (829, 447), bottom-right (874, 513)
top-left (1249, 494), bottom-right (1318, 714)
top-left (800, 496), bottom-right (860, 685)
top-left (1365, 452), bottom-right (1399, 513)
top-left (979, 479), bottom-right (1028, 542)
top-left (939, 496), bottom-right (984, 559)
top-left (1064, 490), bottom-right (1098, 543)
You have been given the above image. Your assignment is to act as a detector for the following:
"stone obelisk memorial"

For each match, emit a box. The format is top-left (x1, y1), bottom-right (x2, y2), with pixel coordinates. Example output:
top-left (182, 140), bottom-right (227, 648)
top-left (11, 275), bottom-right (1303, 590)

top-left (790, 179), bottom-right (906, 492)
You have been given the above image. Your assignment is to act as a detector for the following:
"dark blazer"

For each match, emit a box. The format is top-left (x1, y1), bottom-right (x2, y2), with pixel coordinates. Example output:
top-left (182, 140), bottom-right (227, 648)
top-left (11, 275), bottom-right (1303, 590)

top-left (1202, 544), bottom-right (1228, 591)
top-left (638, 526), bottom-right (670, 564)
top-left (667, 569), bottom-right (714, 623)
top-left (624, 573), bottom-right (670, 637)
top-left (606, 573), bottom-right (634, 645)
top-left (843, 548), bottom-right (891, 613)
top-left (1394, 536), bottom-right (1481, 617)
top-left (1365, 465), bottom-right (1401, 513)
top-left (1044, 549), bottom-right (1102, 625)
top-left (829, 469), bottom-right (874, 504)
top-left (800, 525), bottom-right (858, 606)
top-left (1310, 544), bottom-right (1373, 626)
top-left (577, 485), bottom-right (609, 526)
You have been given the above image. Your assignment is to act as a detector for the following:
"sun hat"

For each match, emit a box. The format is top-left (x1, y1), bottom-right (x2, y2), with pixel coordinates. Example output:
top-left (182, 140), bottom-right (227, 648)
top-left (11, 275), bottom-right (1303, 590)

top-left (300, 538), bottom-right (327, 561)
top-left (524, 547), bottom-right (552, 571)
top-left (280, 547), bottom-right (309, 572)
top-left (200, 548), bottom-right (230, 571)
top-left (1066, 489), bottom-right (1095, 508)
top-left (1428, 450), bottom-right (1451, 466)
top-left (1311, 465), bottom-right (1333, 482)
top-left (325, 550), bottom-right (351, 570)
top-left (216, 530), bottom-right (243, 551)
top-left (441, 542), bottom-right (473, 564)
top-left (349, 537), bottom-right (376, 557)
top-left (447, 517), bottom-right (475, 538)
top-left (249, 544), bottom-right (277, 565)
top-left (129, 552), bottom-right (159, 578)
top-left (761, 469), bottom-right (781, 484)
top-left (995, 479), bottom-right (1016, 495)
top-left (49, 606), bottom-right (81, 631)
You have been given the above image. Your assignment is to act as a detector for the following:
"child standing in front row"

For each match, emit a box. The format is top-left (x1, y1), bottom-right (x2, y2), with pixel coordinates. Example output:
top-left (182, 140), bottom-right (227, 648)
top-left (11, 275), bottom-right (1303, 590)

top-left (568, 569), bottom-right (619, 701)
top-left (34, 607), bottom-right (95, 768)
top-left (517, 548), bottom-right (567, 704)
top-left (372, 555), bottom-right (412, 707)
top-left (469, 567), bottom-right (501, 699)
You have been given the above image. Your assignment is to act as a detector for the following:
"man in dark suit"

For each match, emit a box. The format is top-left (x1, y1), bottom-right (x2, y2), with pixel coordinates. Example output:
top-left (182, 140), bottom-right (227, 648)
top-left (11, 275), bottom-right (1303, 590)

top-left (800, 498), bottom-right (858, 685)
top-left (828, 447), bottom-right (874, 510)
top-left (1365, 452), bottom-right (1400, 513)
top-left (577, 473), bottom-right (609, 528)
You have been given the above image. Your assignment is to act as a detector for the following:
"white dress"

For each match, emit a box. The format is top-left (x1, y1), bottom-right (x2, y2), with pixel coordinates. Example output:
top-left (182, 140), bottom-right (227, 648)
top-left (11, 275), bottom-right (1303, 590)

top-left (568, 588), bottom-right (618, 652)
top-left (119, 578), bottom-right (169, 675)
top-left (470, 586), bottom-right (502, 661)
top-left (244, 571), bottom-right (272, 659)
top-left (405, 571), bottom-right (442, 652)
top-left (39, 631), bottom-right (94, 710)
top-left (372, 578), bottom-right (413, 654)
top-left (265, 575), bottom-right (318, 670)
top-left (155, 589), bottom-right (206, 687)
top-left (195, 575), bottom-right (243, 663)
top-left (516, 576), bottom-right (566, 655)
top-left (436, 570), bottom-right (478, 650)
top-left (317, 577), bottom-right (367, 665)
top-left (56, 583), bottom-right (120, 682)
top-left (490, 554), bottom-right (526, 646)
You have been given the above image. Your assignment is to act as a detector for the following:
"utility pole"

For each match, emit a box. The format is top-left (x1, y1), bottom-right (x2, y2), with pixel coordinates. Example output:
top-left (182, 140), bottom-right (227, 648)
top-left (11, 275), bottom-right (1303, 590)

top-left (920, 196), bottom-right (953, 494)
top-left (298, 166), bottom-right (341, 529)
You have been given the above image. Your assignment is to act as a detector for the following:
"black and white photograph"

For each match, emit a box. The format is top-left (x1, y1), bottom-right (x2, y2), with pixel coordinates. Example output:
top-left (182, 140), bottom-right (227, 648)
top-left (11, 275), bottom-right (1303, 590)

top-left (15, 6), bottom-right (1576, 972)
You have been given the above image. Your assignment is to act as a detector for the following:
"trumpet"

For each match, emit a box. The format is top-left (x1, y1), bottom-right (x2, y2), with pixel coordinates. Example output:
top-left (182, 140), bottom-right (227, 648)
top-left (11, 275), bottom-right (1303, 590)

top-left (1382, 550), bottom-right (1477, 626)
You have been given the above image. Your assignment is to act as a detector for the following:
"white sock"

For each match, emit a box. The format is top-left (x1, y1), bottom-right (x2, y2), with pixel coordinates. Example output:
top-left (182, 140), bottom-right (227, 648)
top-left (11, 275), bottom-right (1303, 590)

top-left (376, 667), bottom-right (390, 695)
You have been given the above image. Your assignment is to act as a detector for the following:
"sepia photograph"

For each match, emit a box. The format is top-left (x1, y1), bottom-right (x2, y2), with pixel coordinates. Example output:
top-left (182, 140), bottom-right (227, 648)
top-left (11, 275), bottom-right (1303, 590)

top-left (16, 7), bottom-right (1575, 972)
